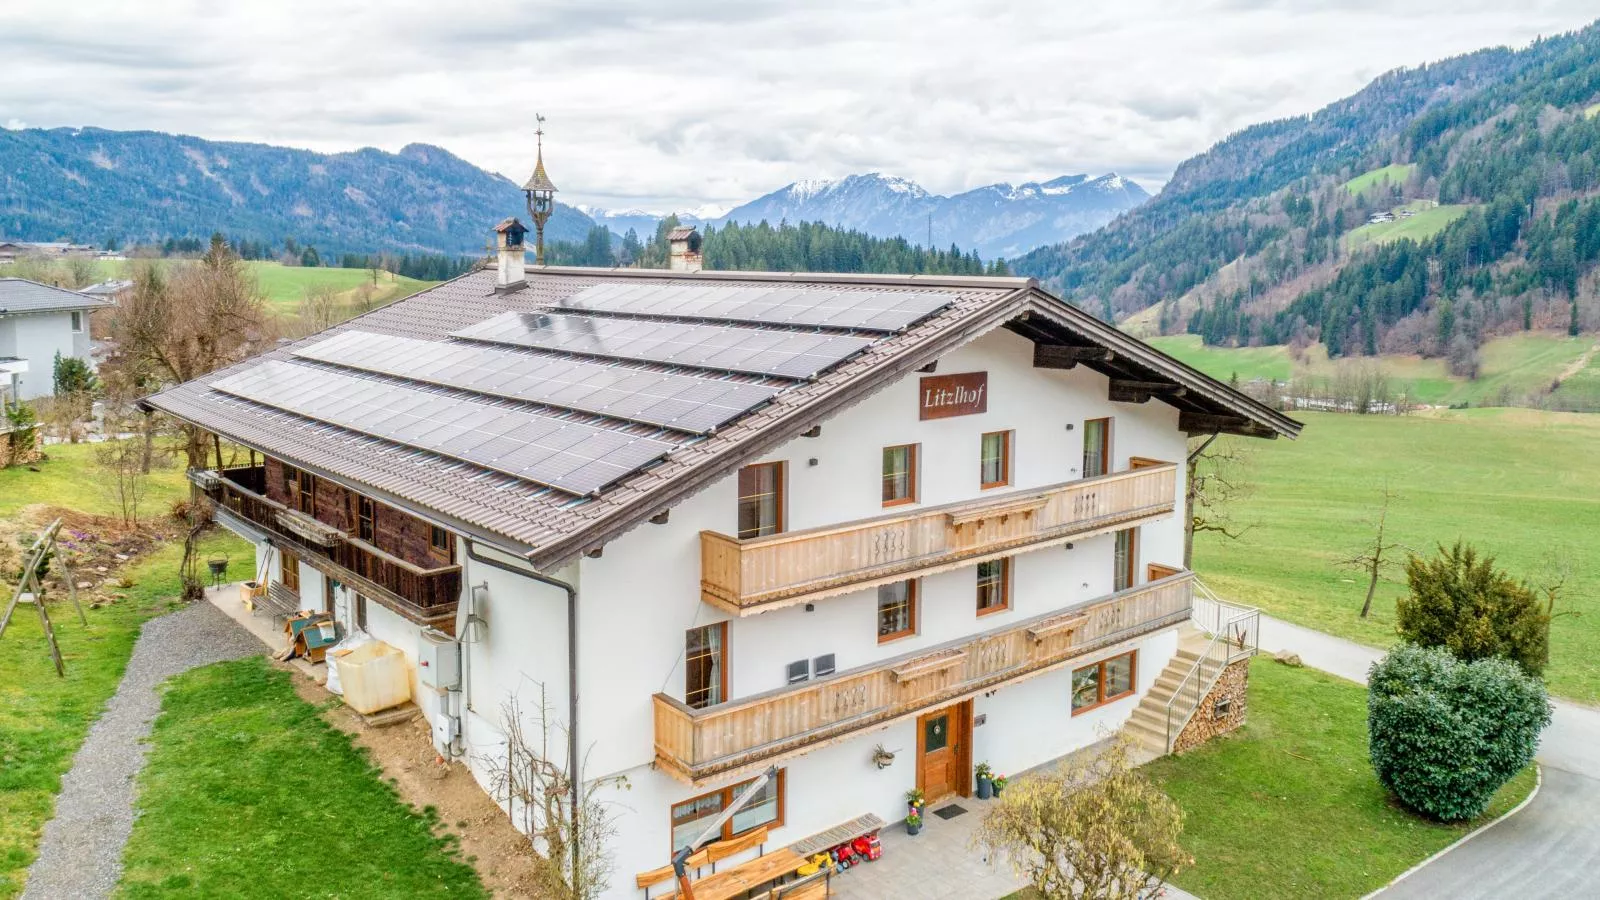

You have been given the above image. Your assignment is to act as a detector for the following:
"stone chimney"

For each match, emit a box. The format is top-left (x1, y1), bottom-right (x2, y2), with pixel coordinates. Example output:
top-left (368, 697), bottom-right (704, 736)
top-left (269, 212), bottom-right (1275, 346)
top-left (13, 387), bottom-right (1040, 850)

top-left (494, 217), bottom-right (528, 291)
top-left (667, 226), bottom-right (703, 273)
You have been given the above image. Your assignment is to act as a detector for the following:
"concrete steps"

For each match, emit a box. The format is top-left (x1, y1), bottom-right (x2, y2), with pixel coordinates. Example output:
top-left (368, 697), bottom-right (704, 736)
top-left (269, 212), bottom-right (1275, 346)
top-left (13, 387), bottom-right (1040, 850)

top-left (1124, 638), bottom-right (1214, 757)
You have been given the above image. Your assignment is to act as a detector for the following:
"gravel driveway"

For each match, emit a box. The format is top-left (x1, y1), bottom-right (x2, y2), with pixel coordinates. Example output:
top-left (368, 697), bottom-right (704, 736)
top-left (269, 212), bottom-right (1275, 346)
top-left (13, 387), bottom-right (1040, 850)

top-left (21, 601), bottom-right (262, 900)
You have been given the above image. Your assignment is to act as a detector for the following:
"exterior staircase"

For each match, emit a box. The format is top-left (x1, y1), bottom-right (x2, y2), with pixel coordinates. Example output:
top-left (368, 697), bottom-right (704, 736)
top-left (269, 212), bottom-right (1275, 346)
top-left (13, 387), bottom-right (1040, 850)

top-left (1123, 626), bottom-right (1213, 759)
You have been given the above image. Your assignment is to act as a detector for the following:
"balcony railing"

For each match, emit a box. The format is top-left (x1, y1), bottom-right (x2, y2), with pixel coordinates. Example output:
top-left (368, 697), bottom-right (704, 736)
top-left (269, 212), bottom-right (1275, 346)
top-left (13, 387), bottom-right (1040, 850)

top-left (194, 465), bottom-right (462, 626)
top-left (654, 571), bottom-right (1195, 784)
top-left (700, 462), bottom-right (1178, 614)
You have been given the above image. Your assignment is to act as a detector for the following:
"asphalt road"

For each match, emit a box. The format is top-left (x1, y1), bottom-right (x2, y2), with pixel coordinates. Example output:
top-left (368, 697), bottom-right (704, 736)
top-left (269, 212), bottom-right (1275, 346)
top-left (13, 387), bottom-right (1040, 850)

top-left (1257, 616), bottom-right (1600, 900)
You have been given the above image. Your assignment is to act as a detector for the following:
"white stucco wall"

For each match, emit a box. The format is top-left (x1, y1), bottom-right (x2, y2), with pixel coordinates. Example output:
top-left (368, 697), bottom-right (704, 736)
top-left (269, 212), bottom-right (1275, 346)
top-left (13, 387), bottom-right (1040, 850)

top-left (2, 310), bottom-right (93, 400)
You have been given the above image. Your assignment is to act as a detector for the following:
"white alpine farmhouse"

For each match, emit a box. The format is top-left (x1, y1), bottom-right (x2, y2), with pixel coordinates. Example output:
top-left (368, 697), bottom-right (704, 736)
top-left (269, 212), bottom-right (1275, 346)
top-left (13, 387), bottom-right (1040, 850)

top-left (0, 277), bottom-right (107, 403)
top-left (147, 218), bottom-right (1299, 898)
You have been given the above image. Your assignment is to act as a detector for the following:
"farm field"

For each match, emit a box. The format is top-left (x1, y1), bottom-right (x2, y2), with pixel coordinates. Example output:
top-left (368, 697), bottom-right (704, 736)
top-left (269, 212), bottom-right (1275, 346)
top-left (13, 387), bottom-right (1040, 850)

top-left (243, 260), bottom-right (436, 312)
top-left (1147, 332), bottom-right (1592, 407)
top-left (1342, 163), bottom-right (1416, 195)
top-left (1342, 202), bottom-right (1471, 252)
top-left (1194, 409), bottom-right (1600, 702)
top-left (117, 657), bottom-right (485, 899)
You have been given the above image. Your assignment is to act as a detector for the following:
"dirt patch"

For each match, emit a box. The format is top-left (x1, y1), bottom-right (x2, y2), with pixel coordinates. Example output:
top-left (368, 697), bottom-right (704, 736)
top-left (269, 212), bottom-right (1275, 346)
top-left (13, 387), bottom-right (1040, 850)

top-left (283, 669), bottom-right (550, 898)
top-left (1, 504), bottom-right (183, 607)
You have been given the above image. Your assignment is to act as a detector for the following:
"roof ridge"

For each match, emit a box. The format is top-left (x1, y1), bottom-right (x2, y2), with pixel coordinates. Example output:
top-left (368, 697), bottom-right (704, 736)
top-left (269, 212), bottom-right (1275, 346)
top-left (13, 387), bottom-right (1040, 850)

top-left (525, 265), bottom-right (1035, 290)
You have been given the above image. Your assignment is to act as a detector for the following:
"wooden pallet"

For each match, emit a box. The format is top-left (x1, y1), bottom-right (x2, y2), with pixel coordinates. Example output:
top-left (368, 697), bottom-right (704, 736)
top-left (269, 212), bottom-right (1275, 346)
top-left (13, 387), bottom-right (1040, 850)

top-left (786, 812), bottom-right (885, 856)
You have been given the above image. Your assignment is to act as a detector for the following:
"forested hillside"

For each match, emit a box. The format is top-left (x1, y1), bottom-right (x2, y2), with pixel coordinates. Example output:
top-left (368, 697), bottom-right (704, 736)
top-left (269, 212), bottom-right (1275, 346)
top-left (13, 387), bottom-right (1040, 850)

top-left (1014, 21), bottom-right (1600, 371)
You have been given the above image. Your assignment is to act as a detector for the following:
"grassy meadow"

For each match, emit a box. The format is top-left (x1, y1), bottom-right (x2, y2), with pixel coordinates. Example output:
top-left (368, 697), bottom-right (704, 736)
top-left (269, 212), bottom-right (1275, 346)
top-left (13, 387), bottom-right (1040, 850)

top-left (1146, 659), bottom-right (1535, 900)
top-left (117, 657), bottom-right (485, 899)
top-left (1194, 409), bottom-right (1600, 701)
top-left (1343, 163), bottom-right (1417, 195)
top-left (1342, 202), bottom-right (1472, 252)
top-left (0, 441), bottom-right (192, 521)
top-left (1148, 331), bottom-right (1594, 408)
top-left (243, 261), bottom-right (435, 313)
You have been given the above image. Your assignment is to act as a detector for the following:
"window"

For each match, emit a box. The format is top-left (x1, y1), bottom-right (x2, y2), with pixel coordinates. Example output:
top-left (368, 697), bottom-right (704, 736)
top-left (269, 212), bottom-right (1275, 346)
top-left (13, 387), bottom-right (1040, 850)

top-left (280, 551), bottom-right (300, 593)
top-left (1071, 651), bottom-right (1137, 713)
top-left (881, 444), bottom-right (918, 506)
top-left (355, 496), bottom-right (375, 542)
top-left (296, 470), bottom-right (315, 514)
top-left (430, 525), bottom-right (453, 560)
top-left (685, 622), bottom-right (727, 709)
top-left (1082, 417), bottom-right (1111, 478)
top-left (670, 770), bottom-right (785, 852)
top-left (1114, 528), bottom-right (1137, 592)
top-left (283, 464), bottom-right (300, 505)
top-left (980, 431), bottom-right (1011, 489)
top-left (976, 557), bottom-right (1010, 615)
top-left (69, 311), bottom-right (83, 333)
top-left (877, 580), bottom-right (917, 642)
top-left (736, 462), bottom-right (785, 539)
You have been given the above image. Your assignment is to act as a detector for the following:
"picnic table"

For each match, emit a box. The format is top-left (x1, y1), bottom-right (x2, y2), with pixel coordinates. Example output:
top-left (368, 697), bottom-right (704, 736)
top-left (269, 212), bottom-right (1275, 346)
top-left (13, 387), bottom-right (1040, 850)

top-left (657, 848), bottom-right (805, 900)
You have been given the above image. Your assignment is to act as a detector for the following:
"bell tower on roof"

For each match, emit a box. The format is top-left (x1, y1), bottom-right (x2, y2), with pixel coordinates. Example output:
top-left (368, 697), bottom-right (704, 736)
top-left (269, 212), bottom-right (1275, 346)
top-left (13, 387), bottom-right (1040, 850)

top-left (521, 114), bottom-right (559, 267)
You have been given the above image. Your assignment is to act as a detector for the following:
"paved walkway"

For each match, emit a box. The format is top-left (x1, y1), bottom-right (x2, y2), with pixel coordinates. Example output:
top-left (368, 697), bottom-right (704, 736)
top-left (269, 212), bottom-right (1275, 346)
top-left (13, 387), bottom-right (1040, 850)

top-left (1258, 615), bottom-right (1600, 900)
top-left (22, 601), bottom-right (260, 900)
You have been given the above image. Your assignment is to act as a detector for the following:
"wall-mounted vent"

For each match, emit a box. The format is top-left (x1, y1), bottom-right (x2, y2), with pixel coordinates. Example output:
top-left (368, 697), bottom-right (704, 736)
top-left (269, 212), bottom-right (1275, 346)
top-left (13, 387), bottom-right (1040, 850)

top-left (787, 659), bottom-right (810, 684)
top-left (813, 653), bottom-right (836, 677)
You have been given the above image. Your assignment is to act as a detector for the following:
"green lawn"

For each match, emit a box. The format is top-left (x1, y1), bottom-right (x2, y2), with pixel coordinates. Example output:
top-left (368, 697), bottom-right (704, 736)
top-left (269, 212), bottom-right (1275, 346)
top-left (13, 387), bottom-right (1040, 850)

top-left (1197, 409), bottom-right (1600, 701)
top-left (1343, 203), bottom-right (1472, 252)
top-left (1147, 335), bottom-right (1294, 383)
top-left (0, 533), bottom-right (252, 899)
top-left (1343, 164), bottom-right (1417, 196)
top-left (1144, 659), bottom-right (1536, 900)
top-left (0, 441), bottom-right (191, 520)
top-left (1550, 345), bottom-right (1600, 411)
top-left (245, 261), bottom-right (435, 312)
top-left (117, 656), bottom-right (486, 899)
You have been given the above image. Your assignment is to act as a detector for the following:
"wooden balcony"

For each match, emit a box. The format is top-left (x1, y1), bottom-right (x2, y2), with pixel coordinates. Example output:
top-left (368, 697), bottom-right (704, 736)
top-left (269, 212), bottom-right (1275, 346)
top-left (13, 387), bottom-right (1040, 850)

top-left (194, 465), bottom-right (462, 629)
top-left (654, 571), bottom-right (1195, 784)
top-left (700, 462), bottom-right (1178, 614)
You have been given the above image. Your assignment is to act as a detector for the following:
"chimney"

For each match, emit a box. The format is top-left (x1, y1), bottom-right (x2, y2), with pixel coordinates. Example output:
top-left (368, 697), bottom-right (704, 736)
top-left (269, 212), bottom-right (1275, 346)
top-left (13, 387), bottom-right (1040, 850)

top-left (667, 226), bottom-right (703, 273)
top-left (494, 217), bottom-right (528, 291)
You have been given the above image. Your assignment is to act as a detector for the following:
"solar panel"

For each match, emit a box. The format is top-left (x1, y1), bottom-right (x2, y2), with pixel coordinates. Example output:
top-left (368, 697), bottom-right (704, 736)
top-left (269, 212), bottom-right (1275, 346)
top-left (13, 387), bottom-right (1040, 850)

top-left (293, 330), bottom-right (780, 434)
top-left (556, 283), bottom-right (954, 332)
top-left (452, 312), bottom-right (873, 380)
top-left (211, 360), bottom-right (676, 495)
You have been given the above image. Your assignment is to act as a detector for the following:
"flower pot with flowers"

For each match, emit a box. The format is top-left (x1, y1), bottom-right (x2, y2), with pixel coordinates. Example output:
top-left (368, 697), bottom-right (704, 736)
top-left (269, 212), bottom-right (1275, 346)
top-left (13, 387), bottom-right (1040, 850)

top-left (905, 811), bottom-right (923, 836)
top-left (991, 773), bottom-right (1008, 796)
top-left (975, 762), bottom-right (995, 799)
top-left (904, 787), bottom-right (926, 819)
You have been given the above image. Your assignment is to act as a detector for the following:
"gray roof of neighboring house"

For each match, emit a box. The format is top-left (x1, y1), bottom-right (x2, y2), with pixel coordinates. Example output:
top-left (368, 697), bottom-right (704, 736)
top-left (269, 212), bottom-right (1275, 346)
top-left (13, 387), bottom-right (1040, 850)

top-left (80, 280), bottom-right (134, 296)
top-left (146, 266), bottom-right (1300, 568)
top-left (0, 278), bottom-right (112, 314)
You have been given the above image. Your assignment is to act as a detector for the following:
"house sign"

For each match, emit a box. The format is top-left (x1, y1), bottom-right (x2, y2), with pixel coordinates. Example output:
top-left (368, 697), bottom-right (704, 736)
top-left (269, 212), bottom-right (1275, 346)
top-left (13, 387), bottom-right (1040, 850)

top-left (920, 372), bottom-right (988, 420)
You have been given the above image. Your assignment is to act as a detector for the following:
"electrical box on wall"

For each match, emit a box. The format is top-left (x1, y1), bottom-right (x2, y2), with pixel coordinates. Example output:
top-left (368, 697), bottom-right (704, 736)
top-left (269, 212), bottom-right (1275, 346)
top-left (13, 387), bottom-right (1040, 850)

top-left (418, 628), bottom-right (460, 691)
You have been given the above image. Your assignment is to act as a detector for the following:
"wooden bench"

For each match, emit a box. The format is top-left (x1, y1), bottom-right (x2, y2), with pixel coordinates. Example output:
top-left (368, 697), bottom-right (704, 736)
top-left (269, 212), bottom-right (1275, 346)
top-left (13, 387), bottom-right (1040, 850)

top-left (637, 826), bottom-right (775, 899)
top-left (786, 813), bottom-right (884, 857)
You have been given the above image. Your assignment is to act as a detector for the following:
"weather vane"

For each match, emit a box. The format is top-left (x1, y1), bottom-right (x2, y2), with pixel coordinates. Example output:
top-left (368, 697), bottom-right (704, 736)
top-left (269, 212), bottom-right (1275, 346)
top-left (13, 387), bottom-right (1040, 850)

top-left (522, 113), bottom-right (558, 266)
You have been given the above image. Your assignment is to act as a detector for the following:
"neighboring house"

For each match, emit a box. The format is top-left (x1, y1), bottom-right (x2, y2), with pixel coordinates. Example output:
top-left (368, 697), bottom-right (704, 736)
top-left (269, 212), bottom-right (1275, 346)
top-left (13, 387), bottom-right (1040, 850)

top-left (80, 279), bottom-right (135, 303)
top-left (0, 277), bottom-right (109, 402)
top-left (147, 223), bottom-right (1299, 898)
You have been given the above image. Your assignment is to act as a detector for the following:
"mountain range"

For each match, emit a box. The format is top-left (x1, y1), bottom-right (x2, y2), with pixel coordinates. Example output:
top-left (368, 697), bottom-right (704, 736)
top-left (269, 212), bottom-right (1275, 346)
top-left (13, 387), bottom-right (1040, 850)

top-left (1013, 19), bottom-right (1600, 358)
top-left (0, 127), bottom-right (595, 255)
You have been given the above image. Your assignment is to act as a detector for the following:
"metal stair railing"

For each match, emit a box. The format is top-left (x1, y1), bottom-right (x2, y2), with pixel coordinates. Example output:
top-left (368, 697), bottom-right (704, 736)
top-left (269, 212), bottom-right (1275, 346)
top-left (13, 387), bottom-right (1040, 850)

top-left (1163, 579), bottom-right (1260, 753)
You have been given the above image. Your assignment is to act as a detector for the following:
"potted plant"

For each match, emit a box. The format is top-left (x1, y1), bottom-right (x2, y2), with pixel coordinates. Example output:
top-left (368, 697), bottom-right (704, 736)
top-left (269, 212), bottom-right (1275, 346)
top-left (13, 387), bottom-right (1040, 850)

top-left (904, 787), bottom-right (925, 818)
top-left (992, 773), bottom-right (1008, 797)
top-left (975, 762), bottom-right (995, 799)
top-left (905, 811), bottom-right (923, 836)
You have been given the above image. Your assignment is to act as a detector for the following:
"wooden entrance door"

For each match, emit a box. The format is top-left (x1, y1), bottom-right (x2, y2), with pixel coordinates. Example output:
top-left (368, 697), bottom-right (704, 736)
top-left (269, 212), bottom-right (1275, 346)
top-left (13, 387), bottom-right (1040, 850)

top-left (917, 700), bottom-right (972, 803)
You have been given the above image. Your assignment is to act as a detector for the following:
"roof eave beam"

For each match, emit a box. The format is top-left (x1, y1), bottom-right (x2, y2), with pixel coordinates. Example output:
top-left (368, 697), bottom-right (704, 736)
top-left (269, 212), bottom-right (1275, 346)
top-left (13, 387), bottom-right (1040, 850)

top-left (1179, 411), bottom-right (1279, 439)
top-left (1033, 344), bottom-right (1115, 370)
top-left (1109, 379), bottom-right (1186, 404)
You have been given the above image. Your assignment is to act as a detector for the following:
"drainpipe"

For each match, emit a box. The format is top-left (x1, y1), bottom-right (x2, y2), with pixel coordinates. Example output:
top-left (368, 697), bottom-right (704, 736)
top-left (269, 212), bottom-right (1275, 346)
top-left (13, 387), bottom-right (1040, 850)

top-left (464, 540), bottom-right (581, 899)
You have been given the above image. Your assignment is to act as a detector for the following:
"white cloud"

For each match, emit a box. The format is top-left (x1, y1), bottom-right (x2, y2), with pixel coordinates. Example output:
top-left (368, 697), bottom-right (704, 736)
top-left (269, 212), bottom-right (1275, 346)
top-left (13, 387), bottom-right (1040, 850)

top-left (0, 0), bottom-right (1594, 211)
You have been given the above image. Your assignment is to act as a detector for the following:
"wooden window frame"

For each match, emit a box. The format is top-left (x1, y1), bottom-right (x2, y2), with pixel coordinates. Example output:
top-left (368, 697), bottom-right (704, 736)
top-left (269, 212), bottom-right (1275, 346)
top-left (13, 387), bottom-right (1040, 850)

top-left (1114, 527), bottom-right (1138, 593)
top-left (1082, 417), bottom-right (1112, 479)
top-left (354, 495), bottom-right (376, 543)
top-left (280, 551), bottom-right (300, 593)
top-left (979, 430), bottom-right (1012, 489)
top-left (876, 579), bottom-right (919, 643)
top-left (736, 461), bottom-right (787, 539)
top-left (685, 622), bottom-right (729, 710)
top-left (975, 557), bottom-right (1011, 616)
top-left (429, 525), bottom-right (454, 561)
top-left (296, 470), bottom-right (316, 515)
top-left (881, 444), bottom-right (919, 508)
top-left (1071, 650), bottom-right (1138, 715)
top-left (668, 769), bottom-right (786, 852)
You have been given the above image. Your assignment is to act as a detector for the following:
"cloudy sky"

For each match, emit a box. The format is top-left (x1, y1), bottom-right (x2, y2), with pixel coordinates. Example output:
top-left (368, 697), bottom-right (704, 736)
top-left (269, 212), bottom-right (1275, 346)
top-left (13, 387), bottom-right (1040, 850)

top-left (2, 1), bottom-right (1596, 213)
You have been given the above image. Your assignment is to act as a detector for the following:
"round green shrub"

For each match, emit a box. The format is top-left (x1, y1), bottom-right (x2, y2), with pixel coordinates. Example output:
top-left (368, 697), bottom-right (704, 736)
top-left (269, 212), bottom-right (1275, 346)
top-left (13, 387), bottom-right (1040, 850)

top-left (1368, 644), bottom-right (1550, 822)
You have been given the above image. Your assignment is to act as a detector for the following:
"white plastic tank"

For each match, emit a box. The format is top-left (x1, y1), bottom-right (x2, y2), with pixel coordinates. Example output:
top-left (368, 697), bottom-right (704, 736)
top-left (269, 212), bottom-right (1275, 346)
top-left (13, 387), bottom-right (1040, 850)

top-left (335, 640), bottom-right (411, 714)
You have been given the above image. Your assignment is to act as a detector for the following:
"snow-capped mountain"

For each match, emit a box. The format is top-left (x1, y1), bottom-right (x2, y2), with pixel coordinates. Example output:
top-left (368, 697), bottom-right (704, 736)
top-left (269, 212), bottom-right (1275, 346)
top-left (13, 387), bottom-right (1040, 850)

top-left (576, 204), bottom-right (726, 239)
top-left (718, 172), bottom-right (1149, 259)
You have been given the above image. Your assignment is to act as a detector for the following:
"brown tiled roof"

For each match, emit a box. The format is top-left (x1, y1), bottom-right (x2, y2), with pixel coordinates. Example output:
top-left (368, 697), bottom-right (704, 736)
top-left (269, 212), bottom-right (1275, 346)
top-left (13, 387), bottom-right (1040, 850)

top-left (146, 267), bottom-right (1298, 568)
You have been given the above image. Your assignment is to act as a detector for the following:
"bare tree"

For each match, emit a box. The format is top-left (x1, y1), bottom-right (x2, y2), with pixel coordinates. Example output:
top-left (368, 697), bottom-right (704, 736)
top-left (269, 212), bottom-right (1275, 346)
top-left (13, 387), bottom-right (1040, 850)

top-left (480, 683), bottom-right (629, 900)
top-left (973, 736), bottom-right (1190, 900)
top-left (95, 433), bottom-right (150, 528)
top-left (105, 237), bottom-right (273, 471)
top-left (1337, 482), bottom-right (1405, 618)
top-left (1534, 546), bottom-right (1580, 621)
top-left (1185, 434), bottom-right (1254, 568)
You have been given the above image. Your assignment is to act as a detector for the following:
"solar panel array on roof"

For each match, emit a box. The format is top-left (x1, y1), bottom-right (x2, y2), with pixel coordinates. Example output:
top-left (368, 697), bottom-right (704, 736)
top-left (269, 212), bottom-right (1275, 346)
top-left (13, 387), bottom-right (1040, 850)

top-left (294, 331), bottom-right (781, 434)
top-left (453, 312), bottom-right (873, 380)
top-left (210, 360), bottom-right (676, 495)
top-left (558, 282), bottom-right (954, 332)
